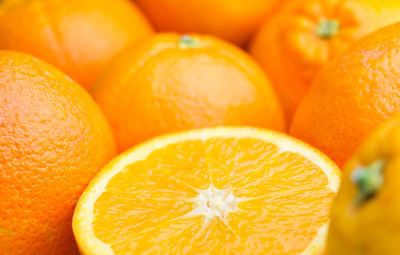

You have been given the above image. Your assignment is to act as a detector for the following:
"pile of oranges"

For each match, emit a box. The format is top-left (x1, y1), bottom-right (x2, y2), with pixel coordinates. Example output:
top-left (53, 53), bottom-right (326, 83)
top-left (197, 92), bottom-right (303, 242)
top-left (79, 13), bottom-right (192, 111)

top-left (1, 0), bottom-right (400, 254)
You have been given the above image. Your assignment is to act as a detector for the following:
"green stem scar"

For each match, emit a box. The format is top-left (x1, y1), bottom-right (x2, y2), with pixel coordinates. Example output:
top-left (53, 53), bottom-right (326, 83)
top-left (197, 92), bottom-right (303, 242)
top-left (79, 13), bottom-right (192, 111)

top-left (178, 35), bottom-right (199, 49)
top-left (351, 159), bottom-right (385, 206)
top-left (315, 19), bottom-right (340, 39)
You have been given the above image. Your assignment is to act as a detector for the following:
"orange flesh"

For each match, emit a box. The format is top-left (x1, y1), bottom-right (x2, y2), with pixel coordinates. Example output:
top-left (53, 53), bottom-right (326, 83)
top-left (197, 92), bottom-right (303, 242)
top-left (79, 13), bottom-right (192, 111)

top-left (93, 138), bottom-right (334, 254)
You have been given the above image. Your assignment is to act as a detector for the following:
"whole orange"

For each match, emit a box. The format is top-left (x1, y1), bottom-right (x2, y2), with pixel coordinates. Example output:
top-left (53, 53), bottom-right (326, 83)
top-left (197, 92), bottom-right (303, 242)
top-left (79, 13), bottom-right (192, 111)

top-left (290, 22), bottom-right (400, 169)
top-left (327, 115), bottom-right (400, 255)
top-left (0, 0), bottom-right (153, 90)
top-left (250, 0), bottom-right (400, 121)
top-left (136, 0), bottom-right (280, 47)
top-left (0, 51), bottom-right (117, 254)
top-left (326, 116), bottom-right (400, 255)
top-left (91, 34), bottom-right (285, 152)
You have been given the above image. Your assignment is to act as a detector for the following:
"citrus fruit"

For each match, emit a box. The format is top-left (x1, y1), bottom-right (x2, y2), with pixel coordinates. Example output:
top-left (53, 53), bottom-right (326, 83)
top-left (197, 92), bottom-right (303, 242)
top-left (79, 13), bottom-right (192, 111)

top-left (0, 51), bottom-right (117, 254)
top-left (73, 127), bottom-right (341, 255)
top-left (290, 21), bottom-right (400, 168)
top-left (327, 115), bottom-right (400, 255)
top-left (136, 0), bottom-right (280, 47)
top-left (91, 33), bottom-right (285, 152)
top-left (0, 0), bottom-right (153, 89)
top-left (250, 0), bottom-right (400, 120)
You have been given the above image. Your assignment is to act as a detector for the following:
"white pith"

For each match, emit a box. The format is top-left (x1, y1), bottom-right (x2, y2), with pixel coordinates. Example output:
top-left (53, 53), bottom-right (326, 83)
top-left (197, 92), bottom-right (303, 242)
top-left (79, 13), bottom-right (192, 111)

top-left (185, 184), bottom-right (242, 220)
top-left (73, 127), bottom-right (342, 255)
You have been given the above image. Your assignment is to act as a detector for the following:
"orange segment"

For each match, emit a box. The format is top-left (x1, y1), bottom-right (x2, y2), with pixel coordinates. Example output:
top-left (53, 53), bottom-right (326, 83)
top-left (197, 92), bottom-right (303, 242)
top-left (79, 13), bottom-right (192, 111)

top-left (73, 127), bottom-right (341, 255)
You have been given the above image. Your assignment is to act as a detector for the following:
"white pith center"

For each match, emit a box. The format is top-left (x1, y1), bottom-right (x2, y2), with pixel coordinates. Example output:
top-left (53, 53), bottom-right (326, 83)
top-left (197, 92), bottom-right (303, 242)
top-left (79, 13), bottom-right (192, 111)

top-left (185, 185), bottom-right (241, 220)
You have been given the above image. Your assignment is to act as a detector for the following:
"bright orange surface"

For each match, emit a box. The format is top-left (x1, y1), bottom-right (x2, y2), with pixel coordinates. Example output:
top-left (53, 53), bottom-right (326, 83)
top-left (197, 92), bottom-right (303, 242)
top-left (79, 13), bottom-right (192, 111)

top-left (290, 21), bottom-right (400, 168)
top-left (0, 51), bottom-right (117, 255)
top-left (91, 34), bottom-right (285, 152)
top-left (73, 128), bottom-right (340, 254)
top-left (250, 0), bottom-right (400, 121)
top-left (136, 0), bottom-right (280, 46)
top-left (328, 115), bottom-right (400, 254)
top-left (0, 0), bottom-right (153, 89)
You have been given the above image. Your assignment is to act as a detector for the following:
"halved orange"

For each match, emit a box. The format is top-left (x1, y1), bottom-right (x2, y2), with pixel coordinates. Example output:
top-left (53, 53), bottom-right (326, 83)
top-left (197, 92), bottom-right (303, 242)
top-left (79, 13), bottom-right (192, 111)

top-left (73, 127), bottom-right (341, 254)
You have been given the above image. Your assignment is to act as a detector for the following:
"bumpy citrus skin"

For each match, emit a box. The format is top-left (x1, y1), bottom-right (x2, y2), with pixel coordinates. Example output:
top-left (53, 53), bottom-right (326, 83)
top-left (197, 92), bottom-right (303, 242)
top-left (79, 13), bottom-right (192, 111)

top-left (290, 22), bottom-right (400, 168)
top-left (136, 0), bottom-right (279, 47)
top-left (250, 0), bottom-right (400, 121)
top-left (0, 51), bottom-right (117, 255)
top-left (0, 0), bottom-right (153, 89)
top-left (91, 33), bottom-right (285, 152)
top-left (327, 115), bottom-right (400, 255)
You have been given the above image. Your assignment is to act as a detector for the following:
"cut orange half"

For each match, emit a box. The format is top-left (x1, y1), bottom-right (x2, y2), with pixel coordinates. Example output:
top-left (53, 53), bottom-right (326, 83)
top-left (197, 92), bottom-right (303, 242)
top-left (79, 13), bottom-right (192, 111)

top-left (73, 127), bottom-right (341, 255)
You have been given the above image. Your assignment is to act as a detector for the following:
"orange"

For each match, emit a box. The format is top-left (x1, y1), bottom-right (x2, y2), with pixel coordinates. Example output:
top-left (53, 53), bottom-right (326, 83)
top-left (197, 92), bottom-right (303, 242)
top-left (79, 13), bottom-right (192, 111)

top-left (327, 115), bottom-right (400, 255)
top-left (0, 0), bottom-right (153, 90)
top-left (136, 0), bottom-right (280, 47)
top-left (91, 33), bottom-right (285, 152)
top-left (290, 21), bottom-right (400, 169)
top-left (0, 51), bottom-right (117, 254)
top-left (250, 0), bottom-right (400, 121)
top-left (73, 127), bottom-right (341, 255)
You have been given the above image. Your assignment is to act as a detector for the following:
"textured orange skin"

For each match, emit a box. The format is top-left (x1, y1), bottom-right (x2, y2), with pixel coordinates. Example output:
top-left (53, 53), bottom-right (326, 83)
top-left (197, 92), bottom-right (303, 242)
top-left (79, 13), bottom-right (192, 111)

top-left (0, 51), bottom-right (117, 255)
top-left (290, 22), bottom-right (400, 169)
top-left (136, 0), bottom-right (280, 47)
top-left (327, 115), bottom-right (400, 254)
top-left (91, 33), bottom-right (285, 152)
top-left (250, 0), bottom-right (400, 121)
top-left (0, 0), bottom-right (153, 90)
